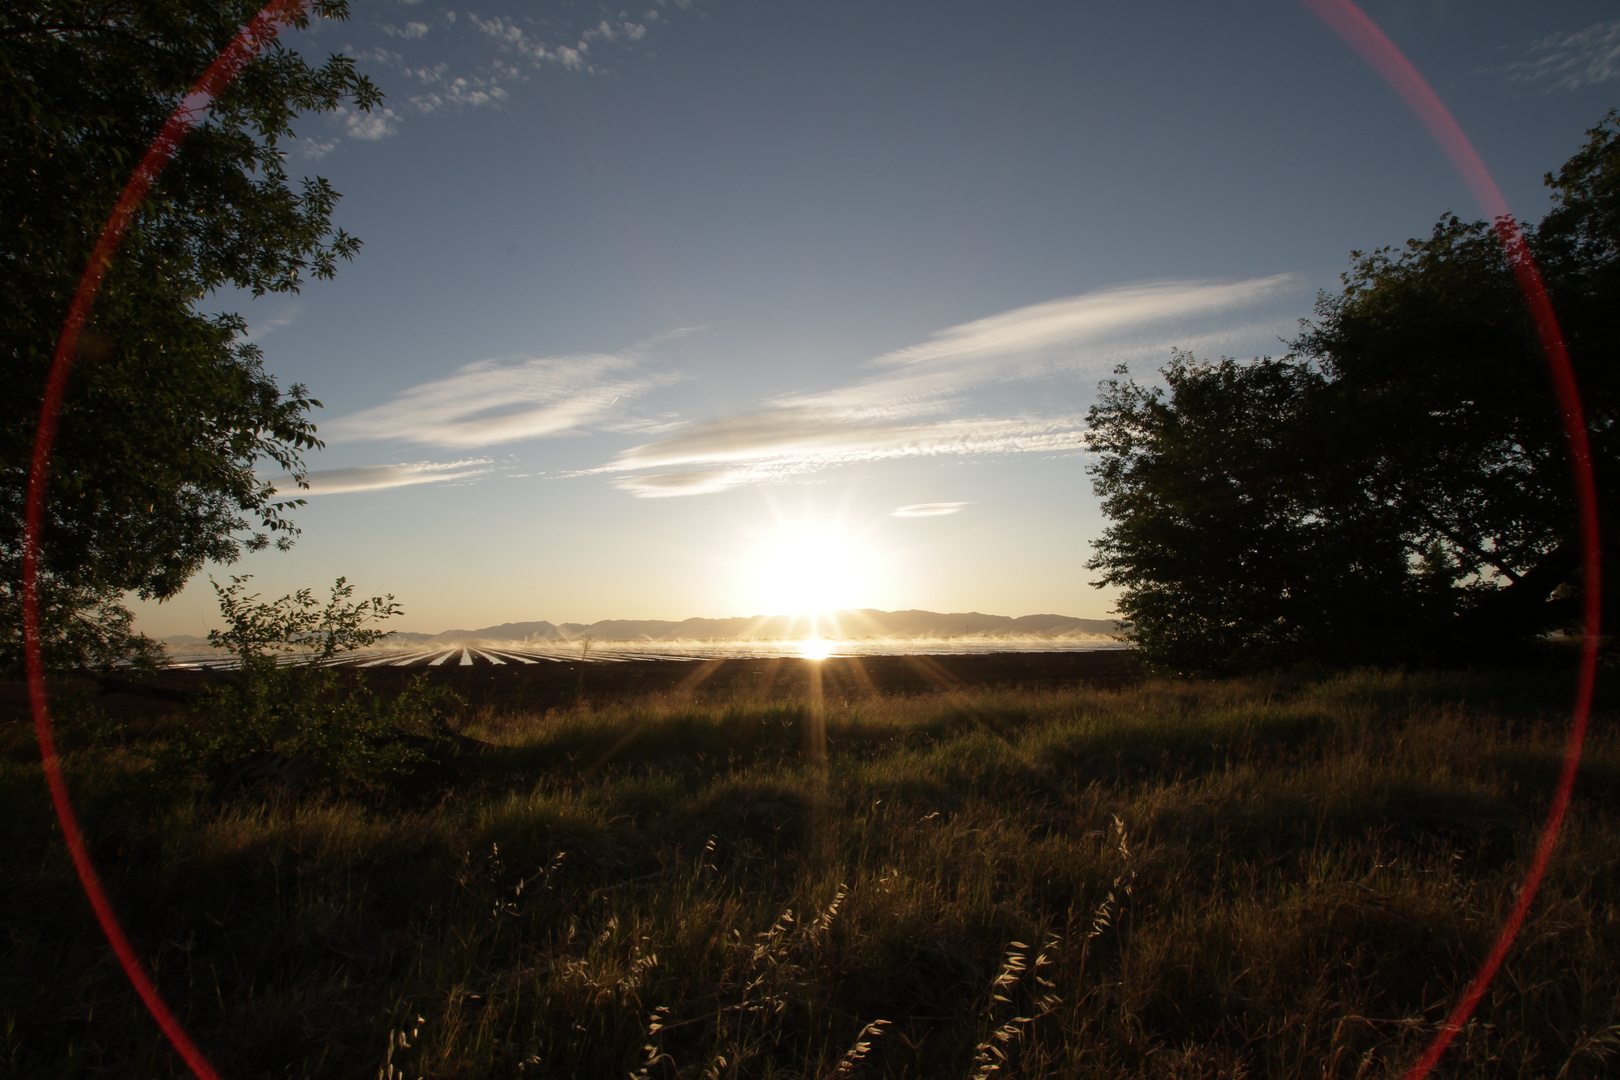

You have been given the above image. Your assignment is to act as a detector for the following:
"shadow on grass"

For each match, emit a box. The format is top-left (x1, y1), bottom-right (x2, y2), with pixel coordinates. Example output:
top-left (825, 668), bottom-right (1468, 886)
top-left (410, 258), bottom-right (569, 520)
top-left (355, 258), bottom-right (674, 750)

top-left (2, 669), bottom-right (1616, 1078)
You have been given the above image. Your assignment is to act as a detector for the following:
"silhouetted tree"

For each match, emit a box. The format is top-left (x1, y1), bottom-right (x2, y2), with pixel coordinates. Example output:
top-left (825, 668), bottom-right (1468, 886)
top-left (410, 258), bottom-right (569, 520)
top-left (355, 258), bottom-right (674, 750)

top-left (0, 1), bottom-right (380, 673)
top-left (1086, 111), bottom-right (1620, 674)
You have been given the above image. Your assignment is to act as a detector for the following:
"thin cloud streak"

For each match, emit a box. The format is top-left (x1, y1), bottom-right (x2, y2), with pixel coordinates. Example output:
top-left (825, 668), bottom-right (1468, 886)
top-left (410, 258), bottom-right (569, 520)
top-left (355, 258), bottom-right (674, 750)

top-left (605, 276), bottom-right (1292, 497)
top-left (609, 414), bottom-right (1090, 497)
top-left (1508, 18), bottom-right (1620, 92)
top-left (780, 276), bottom-right (1291, 416)
top-left (614, 469), bottom-right (743, 498)
top-left (268, 459), bottom-right (493, 496)
top-left (873, 277), bottom-right (1291, 369)
top-left (326, 347), bottom-right (678, 449)
top-left (894, 502), bottom-right (970, 517)
top-left (236, 301), bottom-right (302, 344)
top-left (610, 411), bottom-right (1089, 472)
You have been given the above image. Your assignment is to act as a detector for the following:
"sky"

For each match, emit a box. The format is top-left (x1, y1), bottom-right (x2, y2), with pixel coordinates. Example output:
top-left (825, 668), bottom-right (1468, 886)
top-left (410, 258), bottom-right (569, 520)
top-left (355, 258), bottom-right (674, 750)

top-left (129, 0), bottom-right (1620, 638)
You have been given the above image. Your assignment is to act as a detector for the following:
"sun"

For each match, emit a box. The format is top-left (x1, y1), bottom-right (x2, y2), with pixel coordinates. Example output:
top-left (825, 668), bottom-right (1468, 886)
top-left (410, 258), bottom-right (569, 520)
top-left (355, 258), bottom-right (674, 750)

top-left (797, 638), bottom-right (834, 661)
top-left (742, 519), bottom-right (876, 618)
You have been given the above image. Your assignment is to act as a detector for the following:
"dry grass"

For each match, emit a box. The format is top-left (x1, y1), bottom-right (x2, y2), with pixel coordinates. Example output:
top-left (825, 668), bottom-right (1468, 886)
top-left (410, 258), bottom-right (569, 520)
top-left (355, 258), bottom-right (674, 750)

top-left (2, 668), bottom-right (1618, 1078)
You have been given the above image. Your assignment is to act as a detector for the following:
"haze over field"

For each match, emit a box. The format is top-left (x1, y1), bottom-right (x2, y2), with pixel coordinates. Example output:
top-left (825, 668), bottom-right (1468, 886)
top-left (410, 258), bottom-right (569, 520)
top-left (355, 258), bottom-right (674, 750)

top-left (161, 608), bottom-right (1120, 647)
top-left (119, 1), bottom-right (1620, 641)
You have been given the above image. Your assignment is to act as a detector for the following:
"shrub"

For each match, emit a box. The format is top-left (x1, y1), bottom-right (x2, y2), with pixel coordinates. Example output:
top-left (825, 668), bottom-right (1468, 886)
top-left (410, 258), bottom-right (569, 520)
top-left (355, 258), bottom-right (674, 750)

top-left (158, 575), bottom-right (461, 794)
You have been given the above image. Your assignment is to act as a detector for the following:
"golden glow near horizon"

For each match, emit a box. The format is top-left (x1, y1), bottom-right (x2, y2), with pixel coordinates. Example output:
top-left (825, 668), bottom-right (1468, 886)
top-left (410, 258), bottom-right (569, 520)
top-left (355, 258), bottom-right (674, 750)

top-left (797, 638), bottom-right (834, 660)
top-left (741, 517), bottom-right (877, 619)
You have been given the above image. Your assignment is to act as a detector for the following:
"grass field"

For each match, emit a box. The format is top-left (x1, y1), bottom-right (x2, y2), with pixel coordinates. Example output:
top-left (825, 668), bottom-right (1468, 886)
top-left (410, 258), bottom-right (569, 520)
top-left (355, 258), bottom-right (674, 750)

top-left (3, 668), bottom-right (1618, 1079)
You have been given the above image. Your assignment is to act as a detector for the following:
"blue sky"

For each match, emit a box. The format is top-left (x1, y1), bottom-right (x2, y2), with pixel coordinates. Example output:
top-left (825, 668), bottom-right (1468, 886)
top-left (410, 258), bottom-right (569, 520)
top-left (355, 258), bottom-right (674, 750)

top-left (132, 0), bottom-right (1620, 637)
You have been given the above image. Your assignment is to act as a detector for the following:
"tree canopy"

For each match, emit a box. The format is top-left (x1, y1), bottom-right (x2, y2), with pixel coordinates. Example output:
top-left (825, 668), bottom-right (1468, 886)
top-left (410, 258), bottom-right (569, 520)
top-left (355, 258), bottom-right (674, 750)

top-left (0, 1), bottom-right (380, 673)
top-left (1086, 111), bottom-right (1620, 675)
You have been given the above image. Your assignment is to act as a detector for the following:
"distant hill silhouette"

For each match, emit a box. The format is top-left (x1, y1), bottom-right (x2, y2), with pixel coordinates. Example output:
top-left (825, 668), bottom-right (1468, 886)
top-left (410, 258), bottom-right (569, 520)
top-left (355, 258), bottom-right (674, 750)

top-left (374, 609), bottom-right (1122, 645)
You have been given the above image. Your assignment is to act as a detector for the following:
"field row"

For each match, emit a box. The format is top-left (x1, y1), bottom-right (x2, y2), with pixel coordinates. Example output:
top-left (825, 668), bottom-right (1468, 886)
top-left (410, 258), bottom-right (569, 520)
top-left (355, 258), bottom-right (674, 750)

top-left (340, 646), bottom-right (703, 668)
top-left (163, 638), bottom-right (1131, 671)
top-left (164, 646), bottom-right (704, 671)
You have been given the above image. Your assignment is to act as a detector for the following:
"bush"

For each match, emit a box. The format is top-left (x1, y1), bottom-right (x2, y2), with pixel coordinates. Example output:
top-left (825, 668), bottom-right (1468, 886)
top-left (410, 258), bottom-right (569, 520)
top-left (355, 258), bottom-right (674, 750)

top-left (158, 576), bottom-right (461, 794)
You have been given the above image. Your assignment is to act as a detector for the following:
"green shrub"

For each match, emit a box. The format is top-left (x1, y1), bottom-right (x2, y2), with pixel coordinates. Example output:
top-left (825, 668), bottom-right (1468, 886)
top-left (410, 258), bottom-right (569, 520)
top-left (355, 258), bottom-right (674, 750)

top-left (157, 575), bottom-right (461, 793)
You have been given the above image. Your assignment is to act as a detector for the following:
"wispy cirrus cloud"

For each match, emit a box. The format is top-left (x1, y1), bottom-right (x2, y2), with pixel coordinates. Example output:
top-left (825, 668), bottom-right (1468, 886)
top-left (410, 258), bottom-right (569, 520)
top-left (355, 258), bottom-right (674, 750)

top-left (602, 276), bottom-right (1294, 497)
top-left (325, 341), bottom-right (681, 449)
top-left (469, 12), bottom-right (654, 72)
top-left (610, 412), bottom-right (1091, 474)
top-left (293, 3), bottom-right (702, 158)
top-left (1507, 18), bottom-right (1620, 92)
top-left (872, 277), bottom-right (1288, 371)
top-left (612, 414), bottom-right (1090, 497)
top-left (776, 276), bottom-right (1292, 420)
top-left (268, 459), bottom-right (493, 496)
top-left (233, 299), bottom-right (302, 344)
top-left (383, 20), bottom-right (430, 40)
top-left (893, 502), bottom-right (969, 518)
top-left (614, 469), bottom-right (746, 499)
top-left (397, 62), bottom-right (509, 113)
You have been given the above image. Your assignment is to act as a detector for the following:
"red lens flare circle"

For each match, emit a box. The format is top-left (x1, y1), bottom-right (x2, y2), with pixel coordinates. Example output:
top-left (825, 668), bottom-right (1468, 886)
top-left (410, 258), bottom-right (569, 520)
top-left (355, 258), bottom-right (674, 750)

top-left (21, 3), bottom-right (1600, 1079)
top-left (23, 4), bottom-right (312, 1079)
top-left (1302, 2), bottom-right (1601, 1077)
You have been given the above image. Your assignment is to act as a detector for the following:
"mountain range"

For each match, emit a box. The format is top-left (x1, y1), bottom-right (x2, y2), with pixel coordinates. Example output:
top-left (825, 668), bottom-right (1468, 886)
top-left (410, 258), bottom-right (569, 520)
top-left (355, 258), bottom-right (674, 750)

top-left (164, 609), bottom-right (1121, 645)
top-left (393, 609), bottom-right (1119, 644)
